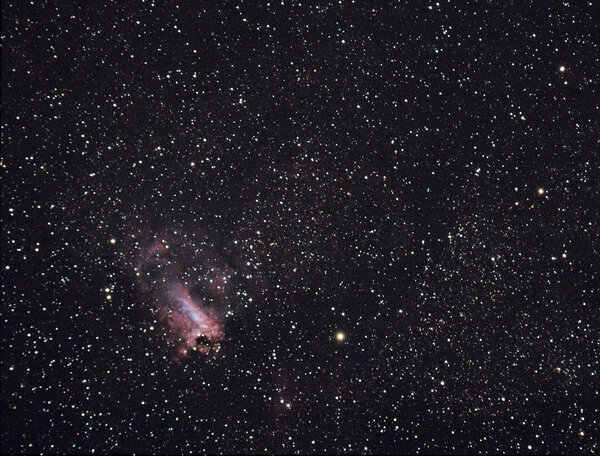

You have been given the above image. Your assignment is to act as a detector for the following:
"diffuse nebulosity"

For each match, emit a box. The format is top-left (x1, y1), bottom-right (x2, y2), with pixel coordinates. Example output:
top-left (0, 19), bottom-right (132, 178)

top-left (129, 230), bottom-right (246, 357)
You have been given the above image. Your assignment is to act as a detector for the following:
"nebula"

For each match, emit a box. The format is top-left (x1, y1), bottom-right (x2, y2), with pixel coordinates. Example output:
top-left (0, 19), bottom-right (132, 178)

top-left (128, 230), bottom-right (241, 357)
top-left (164, 282), bottom-right (223, 356)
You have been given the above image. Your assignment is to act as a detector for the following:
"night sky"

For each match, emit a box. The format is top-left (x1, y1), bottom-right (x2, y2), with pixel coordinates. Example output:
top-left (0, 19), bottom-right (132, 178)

top-left (1, 1), bottom-right (599, 454)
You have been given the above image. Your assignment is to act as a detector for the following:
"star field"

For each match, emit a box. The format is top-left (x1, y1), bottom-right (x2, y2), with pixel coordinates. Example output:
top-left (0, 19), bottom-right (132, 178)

top-left (1, 1), bottom-right (599, 454)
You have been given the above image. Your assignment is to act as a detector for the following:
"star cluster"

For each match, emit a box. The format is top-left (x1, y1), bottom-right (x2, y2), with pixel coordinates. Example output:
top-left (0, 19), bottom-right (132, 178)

top-left (1, 1), bottom-right (598, 454)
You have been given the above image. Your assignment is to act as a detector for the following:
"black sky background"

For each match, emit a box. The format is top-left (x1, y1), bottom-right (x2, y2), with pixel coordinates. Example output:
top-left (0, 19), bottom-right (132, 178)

top-left (2, 1), bottom-right (599, 454)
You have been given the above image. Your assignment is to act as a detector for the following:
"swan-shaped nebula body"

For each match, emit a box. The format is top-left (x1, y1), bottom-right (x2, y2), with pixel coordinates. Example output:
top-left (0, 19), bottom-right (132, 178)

top-left (165, 282), bottom-right (223, 355)
top-left (129, 232), bottom-right (240, 357)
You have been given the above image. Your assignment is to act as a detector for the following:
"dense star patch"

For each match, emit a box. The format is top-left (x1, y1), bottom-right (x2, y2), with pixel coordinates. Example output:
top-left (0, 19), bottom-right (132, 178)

top-left (1, 1), bottom-right (598, 454)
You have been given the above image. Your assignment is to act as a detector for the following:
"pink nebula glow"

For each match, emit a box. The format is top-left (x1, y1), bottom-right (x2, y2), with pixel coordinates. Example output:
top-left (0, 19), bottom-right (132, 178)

top-left (165, 282), bottom-right (224, 356)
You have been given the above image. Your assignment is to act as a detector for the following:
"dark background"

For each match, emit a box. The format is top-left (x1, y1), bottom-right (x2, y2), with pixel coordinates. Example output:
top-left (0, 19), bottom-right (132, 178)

top-left (2, 1), bottom-right (598, 453)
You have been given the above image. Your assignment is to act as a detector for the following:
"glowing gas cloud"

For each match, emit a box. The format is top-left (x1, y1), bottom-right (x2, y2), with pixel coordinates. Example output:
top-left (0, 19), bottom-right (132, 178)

top-left (165, 282), bottom-right (223, 355)
top-left (128, 230), bottom-right (245, 357)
